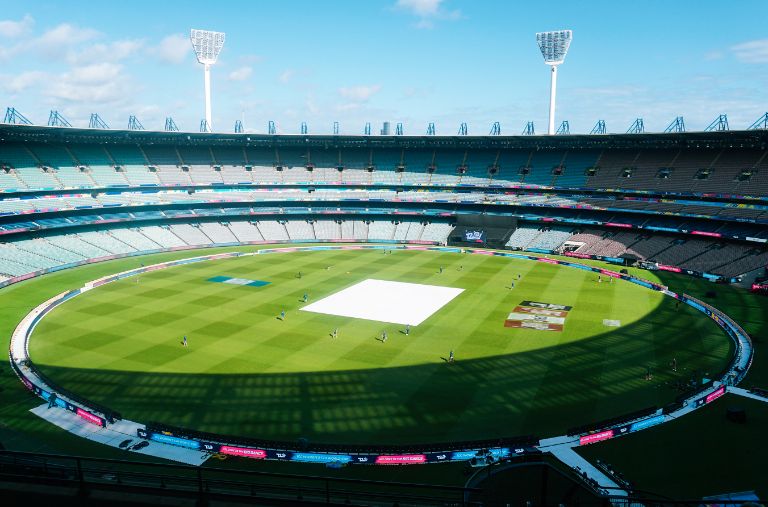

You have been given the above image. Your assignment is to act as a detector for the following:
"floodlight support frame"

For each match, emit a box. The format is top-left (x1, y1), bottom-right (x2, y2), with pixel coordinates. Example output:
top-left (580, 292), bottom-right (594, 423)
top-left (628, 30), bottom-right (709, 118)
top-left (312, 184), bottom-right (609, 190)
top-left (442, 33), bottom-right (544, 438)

top-left (164, 117), bottom-right (179, 132)
top-left (204, 64), bottom-right (212, 130)
top-left (705, 114), bottom-right (729, 132)
top-left (88, 113), bottom-right (109, 130)
top-left (548, 65), bottom-right (558, 135)
top-left (3, 107), bottom-right (32, 125)
top-left (48, 110), bottom-right (72, 128)
top-left (590, 120), bottom-right (606, 135)
top-left (747, 112), bottom-right (768, 130)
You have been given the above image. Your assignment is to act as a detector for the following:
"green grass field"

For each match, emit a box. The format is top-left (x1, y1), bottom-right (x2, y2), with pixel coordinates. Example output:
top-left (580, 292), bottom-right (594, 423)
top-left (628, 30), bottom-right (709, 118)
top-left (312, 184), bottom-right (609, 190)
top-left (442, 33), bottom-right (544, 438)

top-left (26, 247), bottom-right (732, 445)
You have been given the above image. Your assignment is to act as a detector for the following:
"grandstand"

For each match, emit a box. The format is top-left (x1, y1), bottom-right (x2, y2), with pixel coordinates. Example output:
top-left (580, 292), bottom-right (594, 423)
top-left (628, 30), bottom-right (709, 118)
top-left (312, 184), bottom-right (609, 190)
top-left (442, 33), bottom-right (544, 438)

top-left (0, 124), bottom-right (766, 281)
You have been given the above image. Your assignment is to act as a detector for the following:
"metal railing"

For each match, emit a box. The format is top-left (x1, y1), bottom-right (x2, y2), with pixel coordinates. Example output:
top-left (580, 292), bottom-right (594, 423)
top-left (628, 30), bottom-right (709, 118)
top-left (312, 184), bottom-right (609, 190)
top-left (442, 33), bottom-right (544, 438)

top-left (0, 449), bottom-right (478, 506)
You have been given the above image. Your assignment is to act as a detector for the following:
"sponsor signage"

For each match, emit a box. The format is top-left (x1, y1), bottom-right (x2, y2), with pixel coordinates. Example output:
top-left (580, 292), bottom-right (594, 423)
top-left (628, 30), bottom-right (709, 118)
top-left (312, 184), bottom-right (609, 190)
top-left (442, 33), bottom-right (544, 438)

top-left (463, 230), bottom-right (485, 242)
top-left (291, 452), bottom-right (351, 463)
top-left (513, 306), bottom-right (569, 317)
top-left (150, 433), bottom-right (200, 449)
top-left (505, 301), bottom-right (572, 331)
top-left (579, 430), bottom-right (614, 445)
top-left (506, 313), bottom-right (565, 325)
top-left (375, 454), bottom-right (427, 465)
top-left (220, 446), bottom-right (267, 459)
top-left (76, 408), bottom-right (106, 427)
top-left (450, 448), bottom-right (510, 461)
top-left (520, 301), bottom-right (572, 311)
top-left (706, 386), bottom-right (726, 404)
top-left (629, 415), bottom-right (665, 432)
top-left (645, 226), bottom-right (679, 232)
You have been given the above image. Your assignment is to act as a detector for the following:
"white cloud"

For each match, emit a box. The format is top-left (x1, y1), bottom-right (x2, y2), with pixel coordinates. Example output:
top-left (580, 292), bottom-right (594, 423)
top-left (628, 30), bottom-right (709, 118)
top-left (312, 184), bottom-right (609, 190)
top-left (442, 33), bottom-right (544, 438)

top-left (0, 14), bottom-right (34, 38)
top-left (155, 33), bottom-right (190, 64)
top-left (731, 39), bottom-right (768, 64)
top-left (0, 22), bottom-right (101, 61)
top-left (395, 0), bottom-right (460, 28)
top-left (66, 39), bottom-right (144, 65)
top-left (396, 0), bottom-right (442, 17)
top-left (228, 66), bottom-right (253, 81)
top-left (279, 69), bottom-right (295, 83)
top-left (336, 103), bottom-right (361, 112)
top-left (68, 62), bottom-right (123, 84)
top-left (0, 44), bottom-right (21, 61)
top-left (3, 70), bottom-right (47, 94)
top-left (45, 63), bottom-right (133, 104)
top-left (339, 85), bottom-right (381, 101)
top-left (33, 23), bottom-right (100, 56)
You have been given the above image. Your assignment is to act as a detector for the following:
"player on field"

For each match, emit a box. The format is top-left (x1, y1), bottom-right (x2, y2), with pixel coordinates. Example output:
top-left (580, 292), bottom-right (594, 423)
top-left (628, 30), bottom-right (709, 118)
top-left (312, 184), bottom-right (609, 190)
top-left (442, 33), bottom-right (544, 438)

top-left (448, 350), bottom-right (454, 363)
top-left (332, 328), bottom-right (338, 339)
top-left (183, 336), bottom-right (187, 347)
top-left (405, 324), bottom-right (410, 336)
top-left (280, 310), bottom-right (286, 321)
top-left (381, 331), bottom-right (387, 343)
top-left (303, 292), bottom-right (308, 303)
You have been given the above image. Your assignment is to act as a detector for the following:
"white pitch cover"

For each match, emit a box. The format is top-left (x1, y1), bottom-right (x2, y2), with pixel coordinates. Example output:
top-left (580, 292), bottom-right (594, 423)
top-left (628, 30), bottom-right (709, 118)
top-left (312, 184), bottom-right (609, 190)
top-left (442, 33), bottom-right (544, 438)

top-left (300, 279), bottom-right (464, 326)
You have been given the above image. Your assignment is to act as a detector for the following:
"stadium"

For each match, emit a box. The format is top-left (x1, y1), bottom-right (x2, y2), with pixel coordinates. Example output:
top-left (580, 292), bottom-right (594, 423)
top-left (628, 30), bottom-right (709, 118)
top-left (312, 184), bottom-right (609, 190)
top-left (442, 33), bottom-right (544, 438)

top-left (1, 4), bottom-right (768, 506)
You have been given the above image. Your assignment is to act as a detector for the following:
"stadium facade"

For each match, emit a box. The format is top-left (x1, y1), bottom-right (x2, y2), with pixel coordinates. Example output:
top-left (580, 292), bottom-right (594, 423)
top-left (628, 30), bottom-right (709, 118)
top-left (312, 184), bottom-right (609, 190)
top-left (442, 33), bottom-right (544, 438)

top-left (0, 124), bottom-right (767, 286)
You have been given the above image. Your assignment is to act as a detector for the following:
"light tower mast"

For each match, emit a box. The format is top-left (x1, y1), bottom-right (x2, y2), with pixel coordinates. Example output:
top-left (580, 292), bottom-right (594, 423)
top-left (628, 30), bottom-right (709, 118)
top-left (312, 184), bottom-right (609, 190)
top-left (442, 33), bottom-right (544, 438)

top-left (190, 29), bottom-right (226, 132)
top-left (536, 30), bottom-right (572, 135)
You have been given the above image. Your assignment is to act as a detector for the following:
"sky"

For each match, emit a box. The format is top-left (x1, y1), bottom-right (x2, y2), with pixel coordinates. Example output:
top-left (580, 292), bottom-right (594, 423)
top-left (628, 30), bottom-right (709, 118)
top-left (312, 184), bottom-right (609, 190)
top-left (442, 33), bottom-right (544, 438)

top-left (0, 0), bottom-right (766, 135)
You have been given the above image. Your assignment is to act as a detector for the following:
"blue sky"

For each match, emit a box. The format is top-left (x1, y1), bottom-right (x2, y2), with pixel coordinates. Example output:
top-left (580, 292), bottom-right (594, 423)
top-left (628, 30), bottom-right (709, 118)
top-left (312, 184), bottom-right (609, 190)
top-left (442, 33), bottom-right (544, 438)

top-left (0, 0), bottom-right (766, 134)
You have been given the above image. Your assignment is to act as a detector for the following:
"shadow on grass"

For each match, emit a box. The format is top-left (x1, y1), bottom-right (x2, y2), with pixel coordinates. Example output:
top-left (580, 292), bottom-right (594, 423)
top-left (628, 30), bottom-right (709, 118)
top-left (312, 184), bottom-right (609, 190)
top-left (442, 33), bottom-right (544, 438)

top-left (31, 293), bottom-right (733, 447)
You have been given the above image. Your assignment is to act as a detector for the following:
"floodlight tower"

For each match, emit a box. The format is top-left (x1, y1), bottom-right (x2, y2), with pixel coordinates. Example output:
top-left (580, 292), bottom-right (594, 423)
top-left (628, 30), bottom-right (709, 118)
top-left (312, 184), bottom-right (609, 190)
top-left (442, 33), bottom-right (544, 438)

top-left (190, 29), bottom-right (225, 132)
top-left (536, 30), bottom-right (573, 135)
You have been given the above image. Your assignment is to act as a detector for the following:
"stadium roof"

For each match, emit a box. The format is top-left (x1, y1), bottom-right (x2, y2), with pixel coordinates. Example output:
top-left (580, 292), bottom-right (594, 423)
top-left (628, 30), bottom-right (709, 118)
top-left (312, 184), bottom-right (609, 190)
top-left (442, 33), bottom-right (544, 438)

top-left (0, 123), bottom-right (766, 150)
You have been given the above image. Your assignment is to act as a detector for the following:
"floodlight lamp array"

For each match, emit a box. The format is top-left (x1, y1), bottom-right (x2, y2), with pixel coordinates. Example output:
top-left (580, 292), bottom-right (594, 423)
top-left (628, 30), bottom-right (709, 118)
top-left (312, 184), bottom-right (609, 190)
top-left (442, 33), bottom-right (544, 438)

top-left (190, 29), bottom-right (226, 64)
top-left (536, 30), bottom-right (572, 65)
